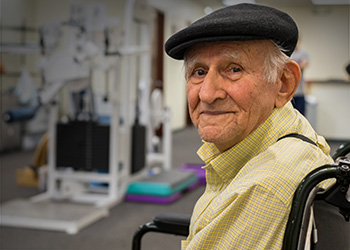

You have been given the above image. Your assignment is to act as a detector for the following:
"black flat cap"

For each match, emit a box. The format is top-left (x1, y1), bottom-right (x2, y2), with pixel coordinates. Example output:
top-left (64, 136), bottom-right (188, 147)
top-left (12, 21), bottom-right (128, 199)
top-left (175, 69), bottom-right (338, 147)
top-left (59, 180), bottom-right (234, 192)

top-left (165, 3), bottom-right (298, 59)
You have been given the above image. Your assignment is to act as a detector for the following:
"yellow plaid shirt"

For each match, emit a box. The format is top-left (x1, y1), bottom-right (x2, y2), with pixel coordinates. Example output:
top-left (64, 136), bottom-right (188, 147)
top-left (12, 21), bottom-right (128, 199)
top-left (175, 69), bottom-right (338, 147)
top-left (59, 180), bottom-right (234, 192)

top-left (182, 102), bottom-right (334, 250)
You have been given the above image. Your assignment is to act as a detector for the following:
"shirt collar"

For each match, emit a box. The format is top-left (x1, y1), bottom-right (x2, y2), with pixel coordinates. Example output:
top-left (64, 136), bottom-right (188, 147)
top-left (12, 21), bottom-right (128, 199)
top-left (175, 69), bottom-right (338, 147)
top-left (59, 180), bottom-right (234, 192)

top-left (197, 101), bottom-right (297, 182)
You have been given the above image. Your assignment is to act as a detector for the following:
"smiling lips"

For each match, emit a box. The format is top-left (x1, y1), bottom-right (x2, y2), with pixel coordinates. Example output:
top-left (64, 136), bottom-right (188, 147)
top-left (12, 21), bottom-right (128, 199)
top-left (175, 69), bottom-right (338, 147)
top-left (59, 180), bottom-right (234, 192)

top-left (200, 111), bottom-right (236, 116)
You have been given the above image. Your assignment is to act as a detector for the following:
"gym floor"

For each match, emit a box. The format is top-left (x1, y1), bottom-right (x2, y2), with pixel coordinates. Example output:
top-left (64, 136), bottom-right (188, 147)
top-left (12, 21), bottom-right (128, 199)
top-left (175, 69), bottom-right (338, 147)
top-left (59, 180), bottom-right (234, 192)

top-left (1, 126), bottom-right (204, 250)
top-left (0, 126), bottom-right (344, 250)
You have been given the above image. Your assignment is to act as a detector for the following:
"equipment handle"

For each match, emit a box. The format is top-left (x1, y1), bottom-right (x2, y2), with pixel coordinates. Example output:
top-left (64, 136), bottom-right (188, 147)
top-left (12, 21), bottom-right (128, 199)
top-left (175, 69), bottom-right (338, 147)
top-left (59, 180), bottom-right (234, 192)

top-left (3, 105), bottom-right (39, 123)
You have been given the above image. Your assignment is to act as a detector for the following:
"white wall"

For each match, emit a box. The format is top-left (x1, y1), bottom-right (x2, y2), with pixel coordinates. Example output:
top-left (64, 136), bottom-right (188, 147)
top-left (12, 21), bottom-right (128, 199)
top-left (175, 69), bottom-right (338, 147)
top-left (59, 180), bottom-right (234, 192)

top-left (33, 0), bottom-right (125, 26)
top-left (275, 5), bottom-right (350, 81)
top-left (1, 0), bottom-right (39, 90)
top-left (148, 0), bottom-right (206, 130)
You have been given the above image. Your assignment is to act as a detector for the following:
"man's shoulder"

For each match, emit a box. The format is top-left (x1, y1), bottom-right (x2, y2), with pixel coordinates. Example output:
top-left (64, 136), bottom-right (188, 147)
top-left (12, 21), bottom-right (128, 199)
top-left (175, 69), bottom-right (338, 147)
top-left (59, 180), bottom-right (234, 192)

top-left (238, 138), bottom-right (333, 204)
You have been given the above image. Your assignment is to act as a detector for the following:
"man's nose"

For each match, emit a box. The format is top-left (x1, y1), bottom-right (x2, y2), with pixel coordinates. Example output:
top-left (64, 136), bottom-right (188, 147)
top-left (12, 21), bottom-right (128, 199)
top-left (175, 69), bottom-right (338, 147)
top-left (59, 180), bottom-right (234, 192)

top-left (198, 70), bottom-right (227, 103)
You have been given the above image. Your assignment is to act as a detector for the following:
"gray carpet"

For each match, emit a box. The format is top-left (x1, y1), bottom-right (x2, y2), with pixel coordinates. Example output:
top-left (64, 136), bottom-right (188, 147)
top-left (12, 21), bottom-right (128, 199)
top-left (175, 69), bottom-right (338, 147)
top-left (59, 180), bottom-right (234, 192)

top-left (0, 126), bottom-right (204, 250)
top-left (0, 126), bottom-right (344, 250)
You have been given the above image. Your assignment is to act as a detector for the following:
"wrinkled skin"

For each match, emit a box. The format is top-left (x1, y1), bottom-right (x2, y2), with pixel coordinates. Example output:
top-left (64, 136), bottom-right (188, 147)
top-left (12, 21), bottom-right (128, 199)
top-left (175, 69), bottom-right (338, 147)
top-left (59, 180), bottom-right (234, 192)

top-left (185, 41), bottom-right (299, 152)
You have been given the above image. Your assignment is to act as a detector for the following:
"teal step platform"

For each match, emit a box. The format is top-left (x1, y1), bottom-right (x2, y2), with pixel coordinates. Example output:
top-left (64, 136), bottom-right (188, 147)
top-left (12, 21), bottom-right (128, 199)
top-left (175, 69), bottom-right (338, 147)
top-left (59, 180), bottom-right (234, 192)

top-left (125, 169), bottom-right (199, 203)
top-left (126, 169), bottom-right (198, 197)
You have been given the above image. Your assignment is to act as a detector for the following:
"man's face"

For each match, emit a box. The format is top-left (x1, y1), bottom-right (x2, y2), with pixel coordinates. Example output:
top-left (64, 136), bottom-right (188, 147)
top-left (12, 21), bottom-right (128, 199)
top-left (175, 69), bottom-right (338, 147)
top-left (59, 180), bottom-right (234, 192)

top-left (185, 40), bottom-right (281, 152)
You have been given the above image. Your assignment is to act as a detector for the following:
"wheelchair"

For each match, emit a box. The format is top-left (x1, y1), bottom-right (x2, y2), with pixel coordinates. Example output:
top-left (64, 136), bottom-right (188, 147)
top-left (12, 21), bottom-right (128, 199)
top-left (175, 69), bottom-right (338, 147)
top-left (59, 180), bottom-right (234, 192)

top-left (132, 142), bottom-right (350, 250)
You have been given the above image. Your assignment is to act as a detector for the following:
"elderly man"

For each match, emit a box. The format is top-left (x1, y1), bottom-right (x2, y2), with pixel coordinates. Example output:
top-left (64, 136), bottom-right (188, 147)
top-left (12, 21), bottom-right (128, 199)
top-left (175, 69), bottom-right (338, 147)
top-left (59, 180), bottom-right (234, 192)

top-left (165, 3), bottom-right (333, 250)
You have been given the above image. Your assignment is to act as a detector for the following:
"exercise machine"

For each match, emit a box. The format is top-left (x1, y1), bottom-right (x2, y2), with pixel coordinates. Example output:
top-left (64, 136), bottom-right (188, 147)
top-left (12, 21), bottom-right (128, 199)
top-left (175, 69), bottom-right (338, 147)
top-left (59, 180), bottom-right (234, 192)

top-left (1, 0), bottom-right (172, 234)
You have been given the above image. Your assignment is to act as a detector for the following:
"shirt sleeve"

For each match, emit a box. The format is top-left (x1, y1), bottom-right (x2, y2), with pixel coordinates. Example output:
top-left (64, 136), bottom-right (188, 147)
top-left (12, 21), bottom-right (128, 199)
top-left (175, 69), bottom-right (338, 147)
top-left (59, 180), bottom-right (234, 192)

top-left (182, 184), bottom-right (289, 250)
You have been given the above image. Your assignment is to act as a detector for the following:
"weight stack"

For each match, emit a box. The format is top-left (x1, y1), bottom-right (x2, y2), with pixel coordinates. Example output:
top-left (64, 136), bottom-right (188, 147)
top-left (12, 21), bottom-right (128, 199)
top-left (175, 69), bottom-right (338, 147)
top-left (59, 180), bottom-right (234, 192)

top-left (56, 121), bottom-right (110, 172)
top-left (131, 122), bottom-right (146, 174)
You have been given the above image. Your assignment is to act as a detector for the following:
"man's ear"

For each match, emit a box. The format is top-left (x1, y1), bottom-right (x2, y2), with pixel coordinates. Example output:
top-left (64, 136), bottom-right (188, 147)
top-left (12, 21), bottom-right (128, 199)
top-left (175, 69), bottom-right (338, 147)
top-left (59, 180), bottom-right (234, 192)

top-left (275, 60), bottom-right (301, 108)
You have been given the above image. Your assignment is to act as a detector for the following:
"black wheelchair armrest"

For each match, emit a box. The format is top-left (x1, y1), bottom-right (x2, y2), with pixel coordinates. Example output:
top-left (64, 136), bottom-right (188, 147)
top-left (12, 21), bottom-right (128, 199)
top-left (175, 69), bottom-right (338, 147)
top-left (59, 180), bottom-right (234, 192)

top-left (153, 213), bottom-right (191, 235)
top-left (132, 213), bottom-right (190, 250)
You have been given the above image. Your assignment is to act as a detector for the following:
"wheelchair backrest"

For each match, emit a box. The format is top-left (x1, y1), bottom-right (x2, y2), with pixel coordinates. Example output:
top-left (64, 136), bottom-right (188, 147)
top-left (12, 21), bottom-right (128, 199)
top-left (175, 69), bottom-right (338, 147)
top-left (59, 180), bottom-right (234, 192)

top-left (284, 151), bottom-right (350, 250)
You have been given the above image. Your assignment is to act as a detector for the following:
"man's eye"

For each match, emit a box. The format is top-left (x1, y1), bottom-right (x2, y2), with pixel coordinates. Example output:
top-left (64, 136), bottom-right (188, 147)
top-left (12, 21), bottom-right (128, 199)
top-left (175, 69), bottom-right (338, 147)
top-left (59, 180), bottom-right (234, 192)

top-left (225, 66), bottom-right (243, 81)
top-left (194, 69), bottom-right (206, 76)
top-left (188, 68), bottom-right (207, 83)
top-left (229, 67), bottom-right (242, 73)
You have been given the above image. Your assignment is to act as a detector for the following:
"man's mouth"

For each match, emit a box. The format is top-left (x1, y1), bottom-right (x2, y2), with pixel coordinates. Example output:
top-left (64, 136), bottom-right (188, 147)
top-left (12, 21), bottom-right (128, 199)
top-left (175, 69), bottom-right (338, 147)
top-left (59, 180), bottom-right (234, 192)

top-left (200, 111), bottom-right (236, 115)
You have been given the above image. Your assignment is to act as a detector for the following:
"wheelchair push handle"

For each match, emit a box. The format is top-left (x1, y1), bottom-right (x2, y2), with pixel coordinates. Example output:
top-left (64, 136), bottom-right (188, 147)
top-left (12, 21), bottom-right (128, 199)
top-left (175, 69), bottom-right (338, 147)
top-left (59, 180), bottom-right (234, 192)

top-left (326, 158), bottom-right (350, 221)
top-left (332, 142), bottom-right (350, 160)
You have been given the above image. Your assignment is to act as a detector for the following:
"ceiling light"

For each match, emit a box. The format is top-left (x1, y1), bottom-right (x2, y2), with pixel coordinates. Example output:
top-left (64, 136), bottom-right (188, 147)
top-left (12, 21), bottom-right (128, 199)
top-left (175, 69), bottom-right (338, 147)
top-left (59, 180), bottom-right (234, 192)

top-left (222, 0), bottom-right (256, 6)
top-left (204, 6), bottom-right (213, 15)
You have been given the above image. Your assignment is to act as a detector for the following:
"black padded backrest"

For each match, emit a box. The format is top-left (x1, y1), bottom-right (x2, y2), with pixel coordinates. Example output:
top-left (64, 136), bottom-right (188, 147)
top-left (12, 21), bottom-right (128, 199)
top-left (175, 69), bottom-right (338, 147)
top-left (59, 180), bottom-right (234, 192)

top-left (312, 200), bottom-right (350, 250)
top-left (296, 188), bottom-right (350, 250)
